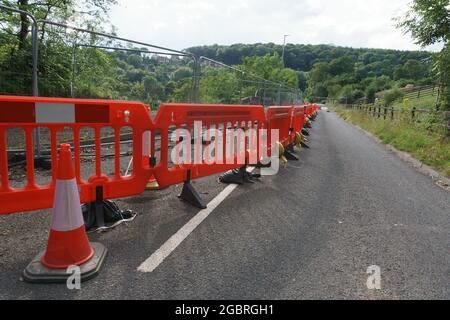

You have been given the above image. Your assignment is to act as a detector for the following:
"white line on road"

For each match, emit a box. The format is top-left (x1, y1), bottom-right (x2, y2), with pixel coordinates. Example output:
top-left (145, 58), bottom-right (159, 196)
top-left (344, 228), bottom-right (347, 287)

top-left (137, 169), bottom-right (254, 273)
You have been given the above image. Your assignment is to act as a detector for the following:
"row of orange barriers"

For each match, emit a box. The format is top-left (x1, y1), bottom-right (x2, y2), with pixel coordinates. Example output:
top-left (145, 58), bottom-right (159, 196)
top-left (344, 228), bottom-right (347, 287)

top-left (0, 95), bottom-right (320, 215)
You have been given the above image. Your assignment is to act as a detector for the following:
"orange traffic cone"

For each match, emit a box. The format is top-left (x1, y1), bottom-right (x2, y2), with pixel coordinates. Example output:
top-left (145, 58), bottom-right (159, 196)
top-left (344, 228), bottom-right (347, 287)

top-left (41, 144), bottom-right (94, 269)
top-left (23, 144), bottom-right (107, 283)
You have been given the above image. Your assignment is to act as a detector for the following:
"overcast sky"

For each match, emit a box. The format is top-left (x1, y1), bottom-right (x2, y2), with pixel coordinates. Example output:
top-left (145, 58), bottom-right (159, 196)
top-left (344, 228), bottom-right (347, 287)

top-left (109, 0), bottom-right (442, 52)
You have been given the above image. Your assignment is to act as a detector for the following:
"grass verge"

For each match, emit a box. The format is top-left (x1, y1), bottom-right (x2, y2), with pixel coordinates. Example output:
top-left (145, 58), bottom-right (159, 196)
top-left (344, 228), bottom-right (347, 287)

top-left (333, 106), bottom-right (450, 178)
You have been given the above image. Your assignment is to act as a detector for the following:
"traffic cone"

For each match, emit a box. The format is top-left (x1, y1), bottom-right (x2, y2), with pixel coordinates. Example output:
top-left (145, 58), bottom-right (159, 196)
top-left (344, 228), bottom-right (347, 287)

top-left (41, 144), bottom-right (94, 269)
top-left (23, 144), bottom-right (107, 283)
top-left (146, 174), bottom-right (160, 190)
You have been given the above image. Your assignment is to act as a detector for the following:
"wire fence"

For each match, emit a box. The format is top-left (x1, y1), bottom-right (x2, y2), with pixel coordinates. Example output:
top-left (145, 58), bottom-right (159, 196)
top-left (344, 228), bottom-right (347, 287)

top-left (0, 5), bottom-right (301, 108)
top-left (345, 102), bottom-right (450, 136)
top-left (37, 21), bottom-right (198, 108)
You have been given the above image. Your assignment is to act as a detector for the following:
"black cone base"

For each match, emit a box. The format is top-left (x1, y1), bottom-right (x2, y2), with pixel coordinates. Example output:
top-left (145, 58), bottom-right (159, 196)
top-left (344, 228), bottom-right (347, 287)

top-left (22, 242), bottom-right (107, 284)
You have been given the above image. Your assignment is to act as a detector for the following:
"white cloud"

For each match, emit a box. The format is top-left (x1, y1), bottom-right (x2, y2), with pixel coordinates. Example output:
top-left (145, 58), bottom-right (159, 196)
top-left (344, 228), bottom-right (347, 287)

top-left (108, 0), bottom-right (441, 52)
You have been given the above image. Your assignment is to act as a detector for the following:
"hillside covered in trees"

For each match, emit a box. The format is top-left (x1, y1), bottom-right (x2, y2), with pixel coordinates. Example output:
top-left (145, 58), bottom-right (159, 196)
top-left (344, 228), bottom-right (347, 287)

top-left (187, 43), bottom-right (435, 103)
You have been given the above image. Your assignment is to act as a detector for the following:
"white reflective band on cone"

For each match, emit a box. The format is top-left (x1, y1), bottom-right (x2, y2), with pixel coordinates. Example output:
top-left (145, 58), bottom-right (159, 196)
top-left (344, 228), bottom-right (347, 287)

top-left (35, 103), bottom-right (75, 123)
top-left (51, 179), bottom-right (84, 232)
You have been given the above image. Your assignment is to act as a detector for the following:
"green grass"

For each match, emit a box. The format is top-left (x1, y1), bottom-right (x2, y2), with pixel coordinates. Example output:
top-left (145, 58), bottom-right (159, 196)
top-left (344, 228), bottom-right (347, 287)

top-left (333, 106), bottom-right (450, 178)
top-left (375, 87), bottom-right (438, 110)
top-left (392, 87), bottom-right (439, 110)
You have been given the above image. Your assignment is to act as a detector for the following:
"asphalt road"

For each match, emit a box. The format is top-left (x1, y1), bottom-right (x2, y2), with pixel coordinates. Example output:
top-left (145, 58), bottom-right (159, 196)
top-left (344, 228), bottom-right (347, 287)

top-left (0, 111), bottom-right (448, 300)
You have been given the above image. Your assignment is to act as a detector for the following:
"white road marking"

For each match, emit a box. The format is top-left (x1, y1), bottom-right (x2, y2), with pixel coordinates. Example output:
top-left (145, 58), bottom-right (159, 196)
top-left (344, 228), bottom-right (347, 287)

top-left (137, 168), bottom-right (254, 273)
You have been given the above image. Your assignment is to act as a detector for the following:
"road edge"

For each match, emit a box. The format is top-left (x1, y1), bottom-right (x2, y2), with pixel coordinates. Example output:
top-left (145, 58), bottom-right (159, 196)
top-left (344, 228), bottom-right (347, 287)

top-left (332, 111), bottom-right (450, 193)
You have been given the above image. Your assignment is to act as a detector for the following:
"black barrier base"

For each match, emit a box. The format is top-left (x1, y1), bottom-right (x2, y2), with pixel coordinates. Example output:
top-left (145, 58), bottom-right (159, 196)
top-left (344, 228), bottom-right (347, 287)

top-left (302, 128), bottom-right (310, 136)
top-left (219, 167), bottom-right (261, 185)
top-left (179, 170), bottom-right (207, 209)
top-left (219, 167), bottom-right (246, 185)
top-left (301, 141), bottom-right (310, 149)
top-left (284, 146), bottom-right (299, 161)
top-left (179, 182), bottom-right (207, 209)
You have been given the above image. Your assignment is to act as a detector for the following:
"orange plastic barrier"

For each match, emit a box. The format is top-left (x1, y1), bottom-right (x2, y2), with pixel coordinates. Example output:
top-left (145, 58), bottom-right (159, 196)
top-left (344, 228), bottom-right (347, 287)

top-left (291, 105), bottom-right (306, 136)
top-left (305, 103), bottom-right (320, 117)
top-left (1, 97), bottom-right (319, 215)
top-left (266, 106), bottom-right (293, 148)
top-left (0, 96), bottom-right (154, 215)
top-left (152, 103), bottom-right (267, 188)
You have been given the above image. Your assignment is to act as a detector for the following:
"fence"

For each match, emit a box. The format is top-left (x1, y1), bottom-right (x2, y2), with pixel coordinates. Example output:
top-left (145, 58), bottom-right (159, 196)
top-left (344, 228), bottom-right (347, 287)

top-left (0, 94), bottom-right (320, 215)
top-left (346, 102), bottom-right (450, 135)
top-left (0, 96), bottom-right (155, 214)
top-left (0, 5), bottom-right (301, 107)
top-left (153, 103), bottom-right (268, 188)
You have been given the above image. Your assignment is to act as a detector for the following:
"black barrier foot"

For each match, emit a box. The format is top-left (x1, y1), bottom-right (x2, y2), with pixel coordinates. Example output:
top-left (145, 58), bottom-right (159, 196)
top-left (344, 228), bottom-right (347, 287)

top-left (219, 167), bottom-right (246, 185)
top-left (284, 149), bottom-right (299, 161)
top-left (220, 166), bottom-right (261, 185)
top-left (179, 170), bottom-right (207, 209)
top-left (301, 141), bottom-right (310, 149)
top-left (302, 128), bottom-right (310, 136)
top-left (245, 170), bottom-right (261, 183)
top-left (305, 122), bottom-right (312, 129)
top-left (243, 168), bottom-right (256, 184)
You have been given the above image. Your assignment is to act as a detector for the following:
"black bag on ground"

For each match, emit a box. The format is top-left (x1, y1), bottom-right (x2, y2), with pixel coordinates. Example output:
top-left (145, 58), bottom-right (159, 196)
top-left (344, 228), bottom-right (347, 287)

top-left (82, 200), bottom-right (135, 230)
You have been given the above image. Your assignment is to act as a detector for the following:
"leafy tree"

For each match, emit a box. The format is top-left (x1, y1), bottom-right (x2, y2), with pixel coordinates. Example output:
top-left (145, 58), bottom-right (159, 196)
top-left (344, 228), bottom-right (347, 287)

top-left (365, 84), bottom-right (378, 103)
top-left (397, 0), bottom-right (450, 110)
top-left (173, 67), bottom-right (193, 81)
top-left (1, 0), bottom-right (117, 47)
top-left (199, 67), bottom-right (239, 104)
top-left (188, 43), bottom-right (434, 103)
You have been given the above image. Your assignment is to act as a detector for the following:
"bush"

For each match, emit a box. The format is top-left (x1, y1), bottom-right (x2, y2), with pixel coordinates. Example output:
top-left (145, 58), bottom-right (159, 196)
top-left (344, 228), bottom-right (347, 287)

top-left (384, 88), bottom-right (405, 107)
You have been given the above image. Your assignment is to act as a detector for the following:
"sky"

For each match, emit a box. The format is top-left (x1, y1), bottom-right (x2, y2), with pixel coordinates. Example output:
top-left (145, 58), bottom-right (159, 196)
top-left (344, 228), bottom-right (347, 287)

top-left (109, 0), bottom-right (443, 52)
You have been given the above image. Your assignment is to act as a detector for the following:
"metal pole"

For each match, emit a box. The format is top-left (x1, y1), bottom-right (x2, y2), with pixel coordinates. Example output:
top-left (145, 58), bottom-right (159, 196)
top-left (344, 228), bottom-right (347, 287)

top-left (263, 81), bottom-right (267, 107)
top-left (239, 71), bottom-right (244, 103)
top-left (192, 56), bottom-right (200, 103)
top-left (281, 34), bottom-right (290, 68)
top-left (38, 20), bottom-right (191, 58)
top-left (277, 85), bottom-right (281, 105)
top-left (71, 43), bottom-right (77, 98)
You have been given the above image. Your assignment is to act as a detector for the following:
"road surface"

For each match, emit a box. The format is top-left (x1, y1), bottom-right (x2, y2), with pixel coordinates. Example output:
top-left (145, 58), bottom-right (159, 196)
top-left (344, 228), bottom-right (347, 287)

top-left (0, 111), bottom-right (448, 300)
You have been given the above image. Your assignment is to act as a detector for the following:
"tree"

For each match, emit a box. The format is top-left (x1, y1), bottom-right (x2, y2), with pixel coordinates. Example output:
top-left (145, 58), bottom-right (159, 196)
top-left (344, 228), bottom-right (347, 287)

top-left (328, 56), bottom-right (354, 76)
top-left (199, 67), bottom-right (239, 104)
top-left (0, 0), bottom-right (117, 97)
top-left (173, 67), bottom-right (193, 81)
top-left (1, 0), bottom-right (117, 47)
top-left (397, 0), bottom-right (450, 110)
top-left (365, 84), bottom-right (377, 103)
